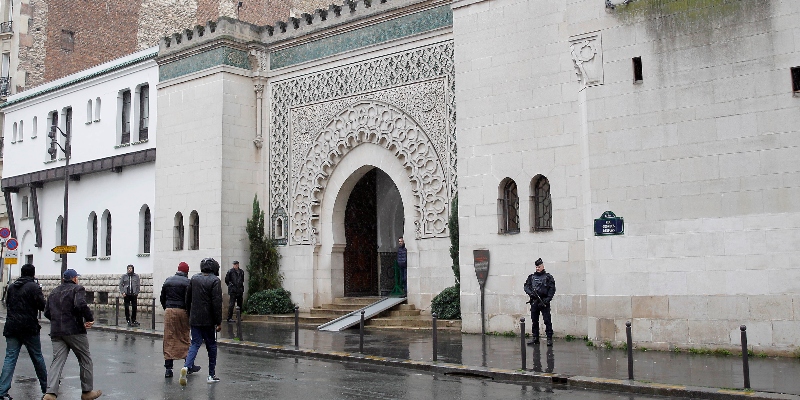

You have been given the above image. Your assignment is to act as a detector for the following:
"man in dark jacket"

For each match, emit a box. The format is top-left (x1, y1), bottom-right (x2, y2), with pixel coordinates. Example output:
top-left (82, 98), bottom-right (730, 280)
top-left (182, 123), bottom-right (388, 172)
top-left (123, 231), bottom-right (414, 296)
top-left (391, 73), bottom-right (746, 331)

top-left (119, 264), bottom-right (141, 326)
top-left (523, 258), bottom-right (556, 346)
top-left (43, 269), bottom-right (102, 400)
top-left (180, 258), bottom-right (222, 386)
top-left (224, 260), bottom-right (244, 323)
top-left (0, 264), bottom-right (47, 399)
top-left (160, 262), bottom-right (191, 378)
top-left (397, 237), bottom-right (407, 294)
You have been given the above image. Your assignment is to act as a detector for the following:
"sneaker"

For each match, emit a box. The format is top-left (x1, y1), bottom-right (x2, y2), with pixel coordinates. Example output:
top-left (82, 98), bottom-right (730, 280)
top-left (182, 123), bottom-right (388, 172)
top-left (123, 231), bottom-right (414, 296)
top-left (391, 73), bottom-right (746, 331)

top-left (165, 369), bottom-right (173, 378)
top-left (207, 375), bottom-right (220, 384)
top-left (80, 390), bottom-right (102, 400)
top-left (179, 367), bottom-right (188, 386)
top-left (187, 365), bottom-right (201, 375)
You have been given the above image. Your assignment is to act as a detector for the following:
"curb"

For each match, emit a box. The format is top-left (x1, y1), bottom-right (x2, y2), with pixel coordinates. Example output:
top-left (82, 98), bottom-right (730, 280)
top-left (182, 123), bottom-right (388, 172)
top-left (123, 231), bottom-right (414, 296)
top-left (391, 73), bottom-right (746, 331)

top-left (94, 325), bottom-right (800, 400)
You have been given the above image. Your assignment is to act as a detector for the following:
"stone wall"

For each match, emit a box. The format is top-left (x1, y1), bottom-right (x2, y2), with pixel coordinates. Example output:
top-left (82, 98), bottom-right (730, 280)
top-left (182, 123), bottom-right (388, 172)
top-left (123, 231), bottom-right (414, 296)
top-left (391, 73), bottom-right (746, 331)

top-left (38, 274), bottom-right (154, 310)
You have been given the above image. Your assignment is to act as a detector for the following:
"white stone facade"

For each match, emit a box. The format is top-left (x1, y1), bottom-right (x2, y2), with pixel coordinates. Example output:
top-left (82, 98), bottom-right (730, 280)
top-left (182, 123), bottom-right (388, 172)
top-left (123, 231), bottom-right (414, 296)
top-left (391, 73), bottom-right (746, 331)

top-left (453, 0), bottom-right (800, 350)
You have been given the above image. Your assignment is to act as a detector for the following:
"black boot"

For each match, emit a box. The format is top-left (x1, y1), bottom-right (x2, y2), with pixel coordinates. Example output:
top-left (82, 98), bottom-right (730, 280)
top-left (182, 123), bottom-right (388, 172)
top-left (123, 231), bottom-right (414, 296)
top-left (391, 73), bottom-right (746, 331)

top-left (527, 336), bottom-right (540, 345)
top-left (165, 369), bottom-right (173, 378)
top-left (546, 337), bottom-right (553, 346)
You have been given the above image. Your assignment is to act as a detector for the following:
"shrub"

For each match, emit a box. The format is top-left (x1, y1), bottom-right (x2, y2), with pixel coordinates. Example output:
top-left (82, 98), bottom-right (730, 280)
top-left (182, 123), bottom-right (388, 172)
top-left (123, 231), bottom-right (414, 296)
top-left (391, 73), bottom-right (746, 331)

top-left (431, 285), bottom-right (461, 319)
top-left (245, 288), bottom-right (295, 315)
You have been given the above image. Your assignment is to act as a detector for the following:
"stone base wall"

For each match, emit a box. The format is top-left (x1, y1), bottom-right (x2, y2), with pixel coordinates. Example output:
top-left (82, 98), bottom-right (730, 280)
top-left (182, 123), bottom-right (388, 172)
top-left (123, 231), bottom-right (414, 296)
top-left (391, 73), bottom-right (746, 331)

top-left (38, 274), bottom-right (154, 310)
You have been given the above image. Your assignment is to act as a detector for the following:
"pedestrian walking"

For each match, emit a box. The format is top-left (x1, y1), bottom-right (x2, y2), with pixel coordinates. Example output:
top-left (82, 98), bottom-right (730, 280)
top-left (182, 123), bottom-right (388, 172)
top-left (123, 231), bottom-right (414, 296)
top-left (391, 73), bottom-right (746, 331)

top-left (397, 237), bottom-right (407, 294)
top-left (43, 269), bottom-right (101, 400)
top-left (180, 258), bottom-right (222, 386)
top-left (523, 258), bottom-right (556, 346)
top-left (160, 262), bottom-right (191, 378)
top-left (119, 265), bottom-right (140, 326)
top-left (224, 260), bottom-right (244, 323)
top-left (0, 264), bottom-right (47, 399)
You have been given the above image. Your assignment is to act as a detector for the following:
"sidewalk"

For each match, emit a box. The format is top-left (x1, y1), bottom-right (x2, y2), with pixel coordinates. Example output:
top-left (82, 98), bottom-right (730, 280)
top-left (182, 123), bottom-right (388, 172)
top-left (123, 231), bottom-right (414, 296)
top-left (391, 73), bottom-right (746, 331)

top-left (85, 306), bottom-right (800, 397)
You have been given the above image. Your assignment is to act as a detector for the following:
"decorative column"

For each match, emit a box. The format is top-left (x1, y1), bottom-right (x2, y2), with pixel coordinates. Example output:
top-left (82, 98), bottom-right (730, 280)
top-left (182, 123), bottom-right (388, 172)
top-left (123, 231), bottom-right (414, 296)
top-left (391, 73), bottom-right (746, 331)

top-left (253, 83), bottom-right (265, 148)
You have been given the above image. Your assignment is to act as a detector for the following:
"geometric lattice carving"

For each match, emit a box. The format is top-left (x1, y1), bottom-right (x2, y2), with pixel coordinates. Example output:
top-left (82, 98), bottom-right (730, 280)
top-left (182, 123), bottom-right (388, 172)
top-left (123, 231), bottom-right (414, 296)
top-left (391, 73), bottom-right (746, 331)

top-left (292, 101), bottom-right (448, 245)
top-left (269, 41), bottom-right (456, 245)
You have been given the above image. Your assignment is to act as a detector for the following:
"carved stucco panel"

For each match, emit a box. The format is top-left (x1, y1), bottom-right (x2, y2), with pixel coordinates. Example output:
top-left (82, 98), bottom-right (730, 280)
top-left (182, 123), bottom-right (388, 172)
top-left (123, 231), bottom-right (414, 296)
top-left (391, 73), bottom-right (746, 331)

top-left (292, 101), bottom-right (448, 245)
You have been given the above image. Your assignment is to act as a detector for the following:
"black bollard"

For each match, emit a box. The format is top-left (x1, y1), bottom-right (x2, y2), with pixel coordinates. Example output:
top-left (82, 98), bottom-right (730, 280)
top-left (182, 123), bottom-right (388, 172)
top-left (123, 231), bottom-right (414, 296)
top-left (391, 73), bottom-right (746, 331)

top-left (152, 298), bottom-right (156, 330)
top-left (741, 325), bottom-right (750, 389)
top-left (115, 296), bottom-right (120, 326)
top-left (359, 310), bottom-right (365, 354)
top-left (432, 312), bottom-right (438, 362)
top-left (294, 306), bottom-right (299, 348)
top-left (626, 321), bottom-right (633, 380)
top-left (520, 318), bottom-right (526, 370)
top-left (236, 306), bottom-right (242, 340)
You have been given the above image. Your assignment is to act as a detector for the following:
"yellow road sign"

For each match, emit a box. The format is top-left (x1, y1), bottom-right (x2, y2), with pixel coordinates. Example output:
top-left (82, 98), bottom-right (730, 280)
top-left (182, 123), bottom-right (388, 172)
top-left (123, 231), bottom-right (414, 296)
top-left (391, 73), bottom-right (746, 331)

top-left (52, 245), bottom-right (77, 254)
top-left (4, 258), bottom-right (17, 265)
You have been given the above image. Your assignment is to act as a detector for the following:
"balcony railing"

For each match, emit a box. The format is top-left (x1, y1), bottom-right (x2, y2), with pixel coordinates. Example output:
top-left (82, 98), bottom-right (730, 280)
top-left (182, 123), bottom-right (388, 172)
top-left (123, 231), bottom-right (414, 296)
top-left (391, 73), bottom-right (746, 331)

top-left (0, 21), bottom-right (11, 34)
top-left (0, 77), bottom-right (10, 97)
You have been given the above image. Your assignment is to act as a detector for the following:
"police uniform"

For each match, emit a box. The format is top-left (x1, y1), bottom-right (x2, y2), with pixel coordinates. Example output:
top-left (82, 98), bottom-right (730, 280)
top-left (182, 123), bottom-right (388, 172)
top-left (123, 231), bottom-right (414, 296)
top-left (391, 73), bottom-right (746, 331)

top-left (523, 258), bottom-right (556, 345)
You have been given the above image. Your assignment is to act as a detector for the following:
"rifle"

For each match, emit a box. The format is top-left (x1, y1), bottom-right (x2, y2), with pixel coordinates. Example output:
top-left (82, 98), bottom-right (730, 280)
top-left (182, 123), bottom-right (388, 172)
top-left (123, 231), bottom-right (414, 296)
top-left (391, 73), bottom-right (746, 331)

top-left (525, 280), bottom-right (548, 307)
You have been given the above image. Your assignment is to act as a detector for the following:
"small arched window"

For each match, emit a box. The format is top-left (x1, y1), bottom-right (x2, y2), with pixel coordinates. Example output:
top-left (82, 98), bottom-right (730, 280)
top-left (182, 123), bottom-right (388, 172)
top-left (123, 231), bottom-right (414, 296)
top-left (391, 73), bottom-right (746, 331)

top-left (87, 212), bottom-right (98, 257)
top-left (17, 120), bottom-right (22, 141)
top-left (94, 97), bottom-right (101, 121)
top-left (100, 210), bottom-right (111, 256)
top-left (174, 212), bottom-right (184, 251)
top-left (86, 99), bottom-right (93, 124)
top-left (530, 175), bottom-right (552, 231)
top-left (11, 122), bottom-right (16, 143)
top-left (188, 210), bottom-right (199, 250)
top-left (31, 116), bottom-right (37, 138)
top-left (140, 205), bottom-right (151, 254)
top-left (54, 216), bottom-right (63, 261)
top-left (498, 178), bottom-right (520, 234)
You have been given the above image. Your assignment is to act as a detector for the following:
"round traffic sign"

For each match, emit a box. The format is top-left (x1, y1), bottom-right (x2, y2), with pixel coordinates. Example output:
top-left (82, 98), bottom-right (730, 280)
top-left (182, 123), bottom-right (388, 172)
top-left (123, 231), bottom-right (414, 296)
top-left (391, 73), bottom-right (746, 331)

top-left (0, 228), bottom-right (9, 238)
top-left (6, 238), bottom-right (18, 250)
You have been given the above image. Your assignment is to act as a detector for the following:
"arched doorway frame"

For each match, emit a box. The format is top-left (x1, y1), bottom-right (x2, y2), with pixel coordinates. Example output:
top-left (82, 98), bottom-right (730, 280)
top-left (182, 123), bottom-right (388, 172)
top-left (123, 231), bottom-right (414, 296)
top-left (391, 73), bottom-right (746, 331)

top-left (314, 143), bottom-right (417, 304)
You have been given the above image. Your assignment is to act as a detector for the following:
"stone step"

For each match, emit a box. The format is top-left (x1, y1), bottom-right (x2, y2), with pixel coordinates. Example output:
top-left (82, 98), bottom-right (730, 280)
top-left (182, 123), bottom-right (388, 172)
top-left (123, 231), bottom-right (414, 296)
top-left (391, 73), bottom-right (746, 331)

top-left (309, 308), bottom-right (352, 316)
top-left (318, 303), bottom-right (367, 311)
top-left (333, 297), bottom-right (383, 306)
top-left (385, 309), bottom-right (421, 317)
top-left (396, 304), bottom-right (417, 311)
top-left (366, 316), bottom-right (461, 330)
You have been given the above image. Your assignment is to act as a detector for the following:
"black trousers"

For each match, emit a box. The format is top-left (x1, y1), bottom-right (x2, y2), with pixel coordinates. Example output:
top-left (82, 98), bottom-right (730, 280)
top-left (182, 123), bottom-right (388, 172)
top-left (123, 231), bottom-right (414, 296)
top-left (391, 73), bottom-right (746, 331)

top-left (227, 293), bottom-right (243, 320)
top-left (530, 303), bottom-right (553, 338)
top-left (124, 294), bottom-right (138, 322)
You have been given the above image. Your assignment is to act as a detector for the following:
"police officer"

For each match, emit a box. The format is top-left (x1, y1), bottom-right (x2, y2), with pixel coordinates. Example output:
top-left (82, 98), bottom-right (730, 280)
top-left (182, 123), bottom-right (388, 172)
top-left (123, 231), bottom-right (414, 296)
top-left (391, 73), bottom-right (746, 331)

top-left (524, 258), bottom-right (556, 346)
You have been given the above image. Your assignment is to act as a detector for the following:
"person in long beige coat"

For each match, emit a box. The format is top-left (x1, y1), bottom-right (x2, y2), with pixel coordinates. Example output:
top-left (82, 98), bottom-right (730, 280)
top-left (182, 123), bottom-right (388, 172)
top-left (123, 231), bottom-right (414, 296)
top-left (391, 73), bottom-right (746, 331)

top-left (159, 262), bottom-right (191, 378)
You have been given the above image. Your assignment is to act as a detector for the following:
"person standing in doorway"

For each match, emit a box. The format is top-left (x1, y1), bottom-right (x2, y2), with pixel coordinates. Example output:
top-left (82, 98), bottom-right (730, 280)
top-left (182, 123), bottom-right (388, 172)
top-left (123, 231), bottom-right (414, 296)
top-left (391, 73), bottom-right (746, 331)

top-left (224, 261), bottom-right (244, 323)
top-left (524, 258), bottom-right (556, 346)
top-left (0, 264), bottom-right (47, 399)
top-left (397, 237), bottom-right (407, 295)
top-left (180, 258), bottom-right (222, 386)
top-left (160, 261), bottom-right (191, 378)
top-left (119, 265), bottom-right (140, 326)
top-left (43, 269), bottom-right (101, 400)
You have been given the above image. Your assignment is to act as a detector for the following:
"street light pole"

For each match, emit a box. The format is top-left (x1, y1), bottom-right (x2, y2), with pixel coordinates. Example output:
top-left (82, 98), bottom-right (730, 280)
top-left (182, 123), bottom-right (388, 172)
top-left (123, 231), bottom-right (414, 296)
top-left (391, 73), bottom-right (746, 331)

top-left (49, 125), bottom-right (71, 278)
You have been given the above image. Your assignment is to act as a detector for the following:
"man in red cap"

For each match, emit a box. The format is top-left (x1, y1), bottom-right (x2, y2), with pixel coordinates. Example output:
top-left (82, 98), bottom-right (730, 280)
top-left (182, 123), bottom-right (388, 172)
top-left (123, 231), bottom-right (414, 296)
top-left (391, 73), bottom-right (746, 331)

top-left (159, 262), bottom-right (191, 378)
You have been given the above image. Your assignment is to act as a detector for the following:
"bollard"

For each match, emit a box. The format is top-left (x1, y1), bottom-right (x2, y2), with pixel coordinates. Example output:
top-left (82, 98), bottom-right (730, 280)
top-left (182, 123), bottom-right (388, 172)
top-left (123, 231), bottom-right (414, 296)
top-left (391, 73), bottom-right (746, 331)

top-left (741, 325), bottom-right (750, 389)
top-left (359, 310), bottom-right (365, 354)
top-left (520, 318), bottom-right (526, 370)
top-left (432, 312), bottom-right (438, 362)
top-left (626, 321), bottom-right (633, 380)
top-left (294, 306), bottom-right (299, 348)
top-left (236, 306), bottom-right (242, 340)
top-left (152, 298), bottom-right (156, 330)
top-left (115, 296), bottom-right (120, 326)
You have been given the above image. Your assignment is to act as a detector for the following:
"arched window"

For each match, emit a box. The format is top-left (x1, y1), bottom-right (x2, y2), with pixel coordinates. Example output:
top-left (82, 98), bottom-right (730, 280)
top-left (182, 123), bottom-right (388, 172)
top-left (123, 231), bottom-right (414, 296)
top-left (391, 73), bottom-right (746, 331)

top-left (174, 212), bottom-right (184, 251)
top-left (94, 97), bottom-right (101, 121)
top-left (87, 212), bottom-right (98, 257)
top-left (498, 178), bottom-right (520, 234)
top-left (11, 122), bottom-right (16, 143)
top-left (31, 116), bottom-right (37, 138)
top-left (275, 217), bottom-right (284, 239)
top-left (139, 205), bottom-right (151, 254)
top-left (137, 84), bottom-right (149, 141)
top-left (119, 89), bottom-right (131, 144)
top-left (188, 210), bottom-right (199, 250)
top-left (86, 99), bottom-right (93, 124)
top-left (17, 120), bottom-right (22, 141)
top-left (54, 216), bottom-right (63, 261)
top-left (530, 175), bottom-right (552, 231)
top-left (100, 210), bottom-right (111, 256)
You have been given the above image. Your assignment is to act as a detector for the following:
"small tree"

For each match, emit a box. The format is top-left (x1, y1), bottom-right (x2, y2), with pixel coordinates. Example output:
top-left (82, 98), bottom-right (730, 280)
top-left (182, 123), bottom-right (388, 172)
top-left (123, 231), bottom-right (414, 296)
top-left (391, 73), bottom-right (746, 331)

top-left (448, 196), bottom-right (460, 285)
top-left (246, 195), bottom-right (282, 298)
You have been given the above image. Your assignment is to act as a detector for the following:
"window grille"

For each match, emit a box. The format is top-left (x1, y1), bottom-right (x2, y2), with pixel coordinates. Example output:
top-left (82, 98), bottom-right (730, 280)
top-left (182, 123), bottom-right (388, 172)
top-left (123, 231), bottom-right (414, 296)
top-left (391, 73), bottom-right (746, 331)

top-left (530, 176), bottom-right (553, 231)
top-left (498, 179), bottom-right (520, 234)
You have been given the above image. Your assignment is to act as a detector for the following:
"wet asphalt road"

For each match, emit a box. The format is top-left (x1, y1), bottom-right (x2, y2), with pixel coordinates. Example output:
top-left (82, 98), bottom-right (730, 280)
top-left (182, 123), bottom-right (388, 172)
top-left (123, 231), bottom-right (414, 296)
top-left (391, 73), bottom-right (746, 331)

top-left (0, 328), bottom-right (690, 400)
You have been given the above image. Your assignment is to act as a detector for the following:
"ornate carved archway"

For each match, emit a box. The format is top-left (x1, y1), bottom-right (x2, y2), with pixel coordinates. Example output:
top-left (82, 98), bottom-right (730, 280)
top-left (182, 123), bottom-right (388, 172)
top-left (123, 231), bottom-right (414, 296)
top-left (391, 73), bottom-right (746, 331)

top-left (292, 101), bottom-right (448, 245)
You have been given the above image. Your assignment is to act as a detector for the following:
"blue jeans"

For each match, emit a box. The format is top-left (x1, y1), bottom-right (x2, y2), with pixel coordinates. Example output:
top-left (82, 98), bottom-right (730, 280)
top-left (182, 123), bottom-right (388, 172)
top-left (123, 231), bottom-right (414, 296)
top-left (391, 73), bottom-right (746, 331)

top-left (0, 334), bottom-right (48, 395)
top-left (184, 326), bottom-right (217, 376)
